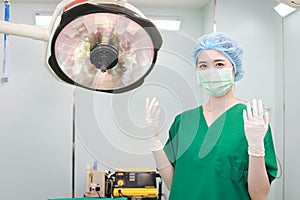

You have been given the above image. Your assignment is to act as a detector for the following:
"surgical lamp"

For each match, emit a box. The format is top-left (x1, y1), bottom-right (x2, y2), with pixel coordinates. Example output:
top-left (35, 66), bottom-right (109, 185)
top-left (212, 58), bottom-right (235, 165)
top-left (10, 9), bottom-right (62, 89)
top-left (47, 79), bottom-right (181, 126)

top-left (0, 0), bottom-right (162, 93)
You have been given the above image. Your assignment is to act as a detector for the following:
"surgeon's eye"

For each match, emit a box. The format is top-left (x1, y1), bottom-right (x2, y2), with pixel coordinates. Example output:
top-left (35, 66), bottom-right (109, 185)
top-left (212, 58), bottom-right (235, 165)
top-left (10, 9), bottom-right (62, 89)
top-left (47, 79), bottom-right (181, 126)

top-left (216, 63), bottom-right (225, 68)
top-left (197, 63), bottom-right (208, 69)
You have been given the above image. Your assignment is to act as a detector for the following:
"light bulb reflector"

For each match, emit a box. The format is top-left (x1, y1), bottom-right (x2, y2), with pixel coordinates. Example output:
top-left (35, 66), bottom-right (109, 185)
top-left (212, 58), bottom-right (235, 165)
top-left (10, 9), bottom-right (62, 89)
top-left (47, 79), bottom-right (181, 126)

top-left (54, 12), bottom-right (155, 91)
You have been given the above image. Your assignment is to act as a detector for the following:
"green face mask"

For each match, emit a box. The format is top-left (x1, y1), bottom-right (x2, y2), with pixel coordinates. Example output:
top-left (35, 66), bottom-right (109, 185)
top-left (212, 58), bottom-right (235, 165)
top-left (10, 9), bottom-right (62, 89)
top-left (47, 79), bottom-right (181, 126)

top-left (197, 68), bottom-right (234, 97)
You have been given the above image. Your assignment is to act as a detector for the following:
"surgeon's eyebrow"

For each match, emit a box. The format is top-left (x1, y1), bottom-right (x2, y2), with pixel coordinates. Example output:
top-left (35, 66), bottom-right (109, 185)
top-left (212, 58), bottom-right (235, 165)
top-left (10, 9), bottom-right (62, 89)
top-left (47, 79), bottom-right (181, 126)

top-left (213, 58), bottom-right (226, 62)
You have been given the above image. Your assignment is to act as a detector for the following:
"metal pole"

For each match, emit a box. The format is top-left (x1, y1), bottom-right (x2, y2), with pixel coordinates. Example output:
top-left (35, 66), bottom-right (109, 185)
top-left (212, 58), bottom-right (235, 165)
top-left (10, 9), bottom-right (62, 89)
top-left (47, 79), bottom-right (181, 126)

top-left (281, 17), bottom-right (286, 200)
top-left (72, 87), bottom-right (76, 198)
top-left (213, 0), bottom-right (217, 32)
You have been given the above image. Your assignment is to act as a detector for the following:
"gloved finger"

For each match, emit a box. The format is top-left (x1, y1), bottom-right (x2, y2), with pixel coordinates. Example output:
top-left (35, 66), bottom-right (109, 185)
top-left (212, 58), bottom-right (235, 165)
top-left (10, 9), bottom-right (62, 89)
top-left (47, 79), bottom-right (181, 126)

top-left (264, 111), bottom-right (269, 126)
top-left (150, 101), bottom-right (159, 116)
top-left (243, 109), bottom-right (248, 121)
top-left (148, 97), bottom-right (157, 112)
top-left (145, 97), bottom-right (150, 112)
top-left (246, 102), bottom-right (253, 120)
top-left (252, 99), bottom-right (258, 118)
top-left (258, 99), bottom-right (264, 118)
top-left (145, 98), bottom-right (152, 121)
top-left (154, 107), bottom-right (161, 120)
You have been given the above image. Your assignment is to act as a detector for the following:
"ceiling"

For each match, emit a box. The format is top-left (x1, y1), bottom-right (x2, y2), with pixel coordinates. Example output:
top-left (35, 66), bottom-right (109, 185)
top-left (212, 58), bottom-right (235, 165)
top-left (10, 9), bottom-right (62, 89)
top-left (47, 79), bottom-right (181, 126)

top-left (11, 0), bottom-right (211, 9)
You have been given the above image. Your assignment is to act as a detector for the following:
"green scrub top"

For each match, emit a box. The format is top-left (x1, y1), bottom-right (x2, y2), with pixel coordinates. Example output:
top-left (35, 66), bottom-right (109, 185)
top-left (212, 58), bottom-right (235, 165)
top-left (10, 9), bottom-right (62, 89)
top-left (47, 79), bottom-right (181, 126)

top-left (164, 104), bottom-right (278, 200)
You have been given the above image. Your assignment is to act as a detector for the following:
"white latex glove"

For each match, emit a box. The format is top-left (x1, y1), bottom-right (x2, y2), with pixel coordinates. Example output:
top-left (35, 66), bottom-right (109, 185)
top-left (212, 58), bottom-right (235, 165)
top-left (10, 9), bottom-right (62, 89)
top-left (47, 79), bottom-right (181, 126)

top-left (243, 99), bottom-right (269, 157)
top-left (145, 97), bottom-right (162, 151)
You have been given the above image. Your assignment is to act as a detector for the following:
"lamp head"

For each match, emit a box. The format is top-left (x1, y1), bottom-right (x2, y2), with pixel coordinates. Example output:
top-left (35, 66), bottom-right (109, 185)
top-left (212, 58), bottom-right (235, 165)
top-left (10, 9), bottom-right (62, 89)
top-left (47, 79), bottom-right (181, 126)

top-left (47, 2), bottom-right (162, 93)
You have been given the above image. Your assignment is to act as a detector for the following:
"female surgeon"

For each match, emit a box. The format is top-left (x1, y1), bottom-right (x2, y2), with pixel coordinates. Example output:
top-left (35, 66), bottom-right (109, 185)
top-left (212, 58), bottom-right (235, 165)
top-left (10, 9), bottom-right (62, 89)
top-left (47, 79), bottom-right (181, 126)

top-left (145, 32), bottom-right (278, 200)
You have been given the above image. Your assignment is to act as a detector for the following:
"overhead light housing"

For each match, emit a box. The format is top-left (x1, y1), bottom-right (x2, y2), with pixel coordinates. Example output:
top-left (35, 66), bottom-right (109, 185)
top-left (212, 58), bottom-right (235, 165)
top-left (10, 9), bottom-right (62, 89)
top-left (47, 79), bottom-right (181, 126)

top-left (278, 0), bottom-right (300, 8)
top-left (274, 2), bottom-right (297, 17)
top-left (150, 19), bottom-right (181, 31)
top-left (147, 15), bottom-right (181, 31)
top-left (0, 0), bottom-right (163, 93)
top-left (35, 12), bottom-right (52, 27)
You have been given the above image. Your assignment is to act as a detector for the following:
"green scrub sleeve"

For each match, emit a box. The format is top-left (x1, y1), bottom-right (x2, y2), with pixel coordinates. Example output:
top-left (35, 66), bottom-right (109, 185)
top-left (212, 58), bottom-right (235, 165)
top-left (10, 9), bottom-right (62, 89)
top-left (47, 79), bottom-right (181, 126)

top-left (164, 114), bottom-right (181, 167)
top-left (264, 125), bottom-right (278, 183)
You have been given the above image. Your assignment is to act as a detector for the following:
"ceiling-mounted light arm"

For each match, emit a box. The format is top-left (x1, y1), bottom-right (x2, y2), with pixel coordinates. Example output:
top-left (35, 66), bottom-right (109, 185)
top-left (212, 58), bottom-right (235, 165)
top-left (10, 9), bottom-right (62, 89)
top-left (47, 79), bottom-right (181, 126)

top-left (0, 0), bottom-right (77, 41)
top-left (0, 21), bottom-right (50, 41)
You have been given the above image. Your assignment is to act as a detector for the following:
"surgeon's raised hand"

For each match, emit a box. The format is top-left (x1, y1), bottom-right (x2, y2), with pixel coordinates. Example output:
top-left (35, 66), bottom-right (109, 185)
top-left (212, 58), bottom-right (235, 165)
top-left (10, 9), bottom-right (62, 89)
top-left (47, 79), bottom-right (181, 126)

top-left (145, 97), bottom-right (162, 151)
top-left (243, 99), bottom-right (269, 157)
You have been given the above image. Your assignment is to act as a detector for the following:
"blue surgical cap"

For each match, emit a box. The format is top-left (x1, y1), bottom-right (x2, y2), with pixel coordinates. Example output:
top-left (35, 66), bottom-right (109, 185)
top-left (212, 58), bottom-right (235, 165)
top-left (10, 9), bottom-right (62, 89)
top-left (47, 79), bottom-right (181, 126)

top-left (193, 32), bottom-right (244, 81)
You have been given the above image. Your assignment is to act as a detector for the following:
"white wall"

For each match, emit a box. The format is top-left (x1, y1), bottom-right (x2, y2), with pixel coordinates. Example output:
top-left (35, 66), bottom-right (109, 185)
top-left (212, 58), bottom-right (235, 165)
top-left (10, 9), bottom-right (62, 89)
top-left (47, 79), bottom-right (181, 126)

top-left (216, 0), bottom-right (277, 106)
top-left (274, 9), bottom-right (285, 200)
top-left (201, 0), bottom-right (215, 34)
top-left (282, 9), bottom-right (300, 200)
top-left (0, 3), bottom-right (73, 200)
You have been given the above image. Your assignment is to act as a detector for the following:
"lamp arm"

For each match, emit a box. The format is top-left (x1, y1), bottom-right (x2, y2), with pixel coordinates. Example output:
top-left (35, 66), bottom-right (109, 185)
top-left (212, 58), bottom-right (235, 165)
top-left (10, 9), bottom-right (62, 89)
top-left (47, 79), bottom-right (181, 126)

top-left (0, 0), bottom-right (74, 41)
top-left (0, 1), bottom-right (74, 41)
top-left (0, 21), bottom-right (49, 41)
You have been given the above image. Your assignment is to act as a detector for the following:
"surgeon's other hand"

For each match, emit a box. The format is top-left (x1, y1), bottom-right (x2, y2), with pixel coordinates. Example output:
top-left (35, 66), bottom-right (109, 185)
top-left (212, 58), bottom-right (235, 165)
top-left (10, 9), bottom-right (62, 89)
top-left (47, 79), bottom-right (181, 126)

top-left (145, 97), bottom-right (162, 151)
top-left (243, 99), bottom-right (269, 157)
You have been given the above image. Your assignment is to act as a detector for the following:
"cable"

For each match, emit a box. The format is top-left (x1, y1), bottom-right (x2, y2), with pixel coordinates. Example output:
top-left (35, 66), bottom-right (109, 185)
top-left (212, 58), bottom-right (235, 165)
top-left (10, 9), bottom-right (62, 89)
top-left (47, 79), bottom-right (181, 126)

top-left (116, 189), bottom-right (131, 198)
top-left (96, 190), bottom-right (101, 198)
top-left (118, 189), bottom-right (124, 197)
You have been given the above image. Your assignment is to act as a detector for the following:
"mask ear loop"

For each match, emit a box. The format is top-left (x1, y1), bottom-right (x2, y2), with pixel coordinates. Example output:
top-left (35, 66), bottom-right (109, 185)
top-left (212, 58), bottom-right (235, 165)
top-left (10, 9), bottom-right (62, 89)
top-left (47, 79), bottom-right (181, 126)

top-left (231, 66), bottom-right (235, 84)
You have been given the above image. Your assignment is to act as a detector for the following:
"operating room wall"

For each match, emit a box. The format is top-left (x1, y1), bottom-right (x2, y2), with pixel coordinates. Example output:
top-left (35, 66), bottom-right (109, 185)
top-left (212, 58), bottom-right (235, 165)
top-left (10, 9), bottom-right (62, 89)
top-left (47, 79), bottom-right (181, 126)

top-left (0, 3), bottom-right (74, 200)
top-left (282, 9), bottom-right (300, 200)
